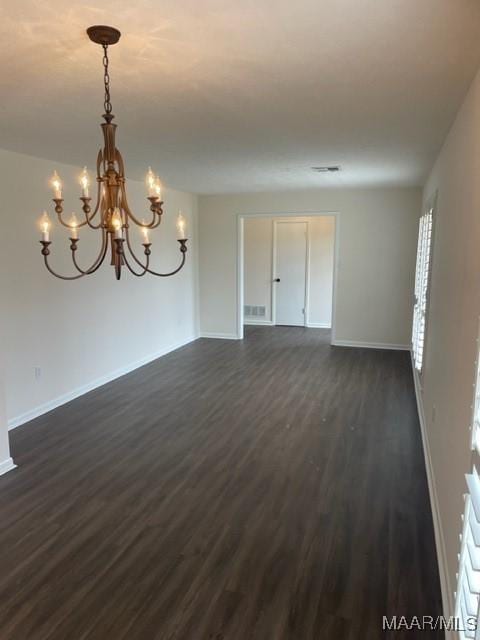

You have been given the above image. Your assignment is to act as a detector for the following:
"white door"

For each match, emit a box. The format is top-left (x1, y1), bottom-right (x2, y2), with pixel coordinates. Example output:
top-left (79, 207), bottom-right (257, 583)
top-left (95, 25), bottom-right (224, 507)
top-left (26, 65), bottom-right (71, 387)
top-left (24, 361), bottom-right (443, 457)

top-left (274, 222), bottom-right (307, 326)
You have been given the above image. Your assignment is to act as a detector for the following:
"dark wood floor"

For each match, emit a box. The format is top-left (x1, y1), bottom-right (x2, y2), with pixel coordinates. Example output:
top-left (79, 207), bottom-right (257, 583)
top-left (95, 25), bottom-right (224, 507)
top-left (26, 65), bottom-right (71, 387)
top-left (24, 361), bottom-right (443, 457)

top-left (0, 326), bottom-right (442, 639)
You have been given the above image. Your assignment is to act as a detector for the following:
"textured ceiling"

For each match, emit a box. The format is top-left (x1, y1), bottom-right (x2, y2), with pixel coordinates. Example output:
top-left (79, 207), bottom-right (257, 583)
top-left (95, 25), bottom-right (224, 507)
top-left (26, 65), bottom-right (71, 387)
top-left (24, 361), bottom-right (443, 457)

top-left (1, 0), bottom-right (480, 193)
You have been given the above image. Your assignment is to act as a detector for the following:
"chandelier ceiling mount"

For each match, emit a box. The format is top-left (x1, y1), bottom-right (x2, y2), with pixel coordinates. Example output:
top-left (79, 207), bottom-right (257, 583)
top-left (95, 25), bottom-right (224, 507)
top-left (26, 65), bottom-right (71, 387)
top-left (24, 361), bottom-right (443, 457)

top-left (86, 25), bottom-right (121, 46)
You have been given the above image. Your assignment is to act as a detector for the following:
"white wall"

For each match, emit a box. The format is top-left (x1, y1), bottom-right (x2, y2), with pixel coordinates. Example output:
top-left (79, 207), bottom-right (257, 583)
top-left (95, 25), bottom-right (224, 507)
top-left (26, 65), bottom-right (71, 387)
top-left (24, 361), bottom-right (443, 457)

top-left (419, 67), bottom-right (480, 619)
top-left (305, 216), bottom-right (334, 327)
top-left (0, 371), bottom-right (14, 474)
top-left (0, 148), bottom-right (198, 427)
top-left (198, 188), bottom-right (421, 345)
top-left (244, 218), bottom-right (273, 322)
top-left (243, 216), bottom-right (334, 327)
top-left (0, 390), bottom-right (8, 462)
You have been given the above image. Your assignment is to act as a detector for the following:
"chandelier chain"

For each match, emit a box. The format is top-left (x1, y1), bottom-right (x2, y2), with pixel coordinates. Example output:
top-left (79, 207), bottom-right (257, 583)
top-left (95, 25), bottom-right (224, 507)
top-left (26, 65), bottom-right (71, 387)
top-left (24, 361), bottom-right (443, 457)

top-left (102, 44), bottom-right (112, 116)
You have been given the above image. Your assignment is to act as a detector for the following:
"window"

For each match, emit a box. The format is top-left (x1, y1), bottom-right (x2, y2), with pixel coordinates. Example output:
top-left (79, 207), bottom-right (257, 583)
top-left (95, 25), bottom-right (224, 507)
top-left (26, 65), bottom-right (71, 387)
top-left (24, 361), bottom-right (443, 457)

top-left (471, 336), bottom-right (480, 455)
top-left (412, 202), bottom-right (434, 371)
top-left (456, 467), bottom-right (480, 638)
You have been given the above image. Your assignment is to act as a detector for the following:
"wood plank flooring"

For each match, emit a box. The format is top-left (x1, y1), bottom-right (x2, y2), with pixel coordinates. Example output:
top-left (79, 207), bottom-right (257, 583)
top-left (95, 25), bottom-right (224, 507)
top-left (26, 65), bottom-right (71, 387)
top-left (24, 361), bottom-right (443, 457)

top-left (0, 326), bottom-right (442, 639)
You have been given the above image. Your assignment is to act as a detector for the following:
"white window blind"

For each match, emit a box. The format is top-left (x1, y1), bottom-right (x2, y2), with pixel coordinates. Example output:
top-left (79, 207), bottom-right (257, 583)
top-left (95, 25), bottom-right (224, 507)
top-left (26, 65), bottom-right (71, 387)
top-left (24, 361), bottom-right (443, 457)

top-left (456, 467), bottom-right (480, 638)
top-left (412, 205), bottom-right (434, 371)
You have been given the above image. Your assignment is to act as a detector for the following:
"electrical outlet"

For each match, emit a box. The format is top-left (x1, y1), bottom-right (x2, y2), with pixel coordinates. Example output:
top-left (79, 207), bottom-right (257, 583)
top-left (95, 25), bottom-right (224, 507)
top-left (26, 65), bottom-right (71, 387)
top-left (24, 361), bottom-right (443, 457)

top-left (34, 367), bottom-right (41, 380)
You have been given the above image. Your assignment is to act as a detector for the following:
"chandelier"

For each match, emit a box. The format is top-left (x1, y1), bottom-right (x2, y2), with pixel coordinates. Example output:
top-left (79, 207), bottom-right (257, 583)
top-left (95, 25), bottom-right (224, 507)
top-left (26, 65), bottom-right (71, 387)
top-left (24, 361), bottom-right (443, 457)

top-left (39, 25), bottom-right (188, 281)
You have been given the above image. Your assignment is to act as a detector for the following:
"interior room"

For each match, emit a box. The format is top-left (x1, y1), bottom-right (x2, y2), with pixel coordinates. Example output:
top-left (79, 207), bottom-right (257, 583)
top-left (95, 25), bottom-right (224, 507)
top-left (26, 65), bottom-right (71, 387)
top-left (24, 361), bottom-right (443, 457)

top-left (1, 2), bottom-right (480, 639)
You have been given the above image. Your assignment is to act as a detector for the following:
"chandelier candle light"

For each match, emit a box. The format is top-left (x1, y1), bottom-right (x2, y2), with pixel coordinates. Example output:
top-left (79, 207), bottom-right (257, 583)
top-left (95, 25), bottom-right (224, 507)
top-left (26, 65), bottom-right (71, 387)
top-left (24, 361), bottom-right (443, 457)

top-left (39, 25), bottom-right (188, 281)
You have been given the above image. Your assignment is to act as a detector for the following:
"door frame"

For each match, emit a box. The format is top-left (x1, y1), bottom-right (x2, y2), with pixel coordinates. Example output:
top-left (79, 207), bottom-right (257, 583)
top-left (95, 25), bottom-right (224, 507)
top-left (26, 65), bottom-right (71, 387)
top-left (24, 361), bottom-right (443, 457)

top-left (236, 211), bottom-right (340, 342)
top-left (272, 219), bottom-right (309, 327)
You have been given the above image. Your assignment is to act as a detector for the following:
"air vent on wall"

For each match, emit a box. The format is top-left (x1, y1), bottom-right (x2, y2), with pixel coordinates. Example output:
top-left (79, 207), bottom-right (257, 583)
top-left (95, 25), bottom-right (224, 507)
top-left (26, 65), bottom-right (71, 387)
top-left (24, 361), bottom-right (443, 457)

top-left (244, 305), bottom-right (266, 318)
top-left (311, 166), bottom-right (341, 173)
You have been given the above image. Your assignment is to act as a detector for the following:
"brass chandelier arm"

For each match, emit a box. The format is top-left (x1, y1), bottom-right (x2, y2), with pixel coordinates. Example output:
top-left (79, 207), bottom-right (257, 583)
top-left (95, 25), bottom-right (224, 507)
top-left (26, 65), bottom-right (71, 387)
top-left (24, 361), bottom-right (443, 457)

top-left (125, 208), bottom-right (161, 229)
top-left (55, 208), bottom-right (89, 229)
top-left (78, 151), bottom-right (107, 230)
top-left (124, 227), bottom-right (152, 270)
top-left (82, 175), bottom-right (105, 229)
top-left (40, 244), bottom-right (86, 280)
top-left (53, 199), bottom-right (92, 230)
top-left (124, 226), bottom-right (154, 269)
top-left (43, 256), bottom-right (86, 280)
top-left (70, 231), bottom-right (109, 275)
top-left (121, 249), bottom-right (150, 277)
top-left (39, 230), bottom-right (109, 281)
top-left (115, 149), bottom-right (125, 177)
top-left (120, 183), bottom-right (162, 229)
top-left (142, 246), bottom-right (187, 277)
top-left (52, 182), bottom-right (103, 231)
top-left (124, 227), bottom-right (187, 276)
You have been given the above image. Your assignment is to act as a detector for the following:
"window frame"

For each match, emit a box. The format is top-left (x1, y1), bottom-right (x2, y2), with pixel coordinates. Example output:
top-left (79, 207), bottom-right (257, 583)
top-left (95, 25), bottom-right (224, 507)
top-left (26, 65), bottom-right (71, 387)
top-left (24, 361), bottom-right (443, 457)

top-left (469, 322), bottom-right (480, 455)
top-left (412, 194), bottom-right (436, 373)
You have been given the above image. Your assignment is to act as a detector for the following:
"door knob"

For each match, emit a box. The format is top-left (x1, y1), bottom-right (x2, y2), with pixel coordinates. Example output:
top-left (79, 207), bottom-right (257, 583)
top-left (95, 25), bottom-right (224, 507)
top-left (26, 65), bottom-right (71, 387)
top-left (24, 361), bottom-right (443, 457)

top-left (274, 278), bottom-right (280, 282)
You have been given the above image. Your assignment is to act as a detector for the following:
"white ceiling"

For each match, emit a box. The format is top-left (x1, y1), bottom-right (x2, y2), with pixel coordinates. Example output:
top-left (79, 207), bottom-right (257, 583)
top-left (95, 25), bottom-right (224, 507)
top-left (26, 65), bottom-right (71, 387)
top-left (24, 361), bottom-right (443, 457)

top-left (1, 0), bottom-right (480, 193)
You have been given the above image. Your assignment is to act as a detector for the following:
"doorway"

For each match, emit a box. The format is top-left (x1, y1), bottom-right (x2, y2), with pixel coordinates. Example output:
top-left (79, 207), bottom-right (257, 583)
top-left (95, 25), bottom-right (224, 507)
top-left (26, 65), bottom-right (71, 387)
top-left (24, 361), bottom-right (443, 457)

top-left (237, 213), bottom-right (339, 340)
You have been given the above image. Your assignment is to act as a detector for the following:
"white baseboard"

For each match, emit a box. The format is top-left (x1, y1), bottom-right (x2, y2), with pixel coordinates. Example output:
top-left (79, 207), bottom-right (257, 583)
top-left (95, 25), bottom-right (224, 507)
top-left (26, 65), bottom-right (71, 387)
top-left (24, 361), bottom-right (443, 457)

top-left (8, 334), bottom-right (198, 431)
top-left (332, 339), bottom-right (410, 351)
top-left (0, 457), bottom-right (17, 477)
top-left (244, 319), bottom-right (274, 326)
top-left (199, 332), bottom-right (240, 340)
top-left (411, 355), bottom-right (454, 636)
top-left (244, 321), bottom-right (330, 328)
top-left (306, 322), bottom-right (331, 329)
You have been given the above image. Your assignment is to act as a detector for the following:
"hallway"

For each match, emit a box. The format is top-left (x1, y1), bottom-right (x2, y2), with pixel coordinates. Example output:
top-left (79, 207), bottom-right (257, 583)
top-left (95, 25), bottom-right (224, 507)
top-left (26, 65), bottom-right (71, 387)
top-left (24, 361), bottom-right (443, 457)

top-left (0, 327), bottom-right (442, 639)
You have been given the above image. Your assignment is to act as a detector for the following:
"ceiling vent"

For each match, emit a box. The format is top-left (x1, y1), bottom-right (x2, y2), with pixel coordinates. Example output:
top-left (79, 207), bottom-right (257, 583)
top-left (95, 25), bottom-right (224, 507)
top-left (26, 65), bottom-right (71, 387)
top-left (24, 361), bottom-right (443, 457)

top-left (311, 166), bottom-right (341, 173)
